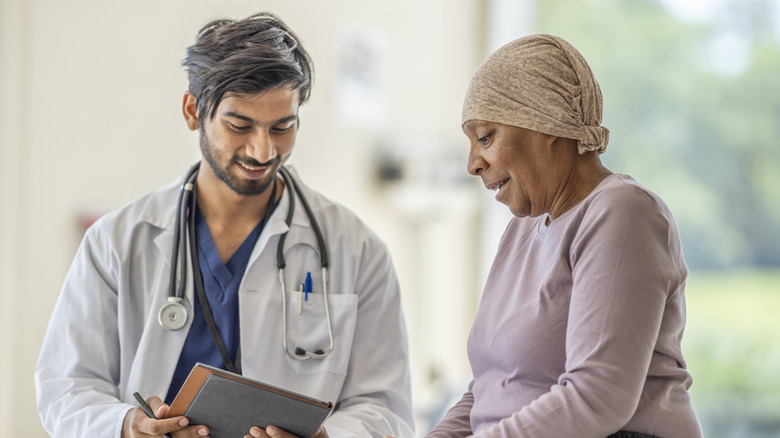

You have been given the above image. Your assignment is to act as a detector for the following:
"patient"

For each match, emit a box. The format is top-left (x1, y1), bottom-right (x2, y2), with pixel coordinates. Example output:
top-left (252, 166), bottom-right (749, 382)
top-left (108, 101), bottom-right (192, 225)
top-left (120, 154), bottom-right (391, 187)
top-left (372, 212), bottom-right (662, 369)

top-left (425, 34), bottom-right (703, 438)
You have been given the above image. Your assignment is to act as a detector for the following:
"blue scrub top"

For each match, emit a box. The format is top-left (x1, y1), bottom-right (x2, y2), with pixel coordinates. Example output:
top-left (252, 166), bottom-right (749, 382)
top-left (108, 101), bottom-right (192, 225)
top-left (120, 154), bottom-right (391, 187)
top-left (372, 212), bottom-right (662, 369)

top-left (165, 206), bottom-right (264, 404)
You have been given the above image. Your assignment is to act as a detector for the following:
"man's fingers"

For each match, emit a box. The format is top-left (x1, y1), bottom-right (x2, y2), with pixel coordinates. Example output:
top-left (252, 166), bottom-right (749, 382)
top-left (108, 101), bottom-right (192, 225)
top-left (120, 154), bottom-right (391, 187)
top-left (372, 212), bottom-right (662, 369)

top-left (266, 425), bottom-right (300, 438)
top-left (125, 396), bottom-right (207, 438)
top-left (251, 424), bottom-right (326, 438)
top-left (171, 424), bottom-right (210, 438)
top-left (145, 396), bottom-right (167, 416)
top-left (138, 413), bottom-right (189, 435)
top-left (138, 396), bottom-right (199, 435)
top-left (156, 404), bottom-right (170, 419)
top-left (248, 425), bottom-right (270, 438)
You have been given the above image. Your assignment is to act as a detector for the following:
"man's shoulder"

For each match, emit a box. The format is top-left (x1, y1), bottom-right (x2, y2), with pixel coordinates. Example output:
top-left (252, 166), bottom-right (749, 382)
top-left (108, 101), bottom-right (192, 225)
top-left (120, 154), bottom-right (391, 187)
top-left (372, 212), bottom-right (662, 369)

top-left (289, 170), bottom-right (386, 248)
top-left (86, 177), bottom-right (180, 238)
top-left (287, 168), bottom-right (367, 223)
top-left (304, 186), bottom-right (379, 239)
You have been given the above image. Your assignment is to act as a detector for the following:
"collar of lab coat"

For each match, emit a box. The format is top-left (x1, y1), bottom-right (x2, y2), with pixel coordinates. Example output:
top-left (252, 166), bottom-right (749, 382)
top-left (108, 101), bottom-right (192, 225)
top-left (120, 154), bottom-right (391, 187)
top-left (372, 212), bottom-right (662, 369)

top-left (251, 165), bottom-right (323, 267)
top-left (149, 164), bottom-right (321, 269)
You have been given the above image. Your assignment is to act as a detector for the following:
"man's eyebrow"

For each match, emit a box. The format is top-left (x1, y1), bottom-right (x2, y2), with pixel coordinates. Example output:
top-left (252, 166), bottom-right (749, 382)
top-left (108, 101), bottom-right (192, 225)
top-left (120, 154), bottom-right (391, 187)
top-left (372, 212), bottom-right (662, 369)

top-left (272, 115), bottom-right (298, 125)
top-left (221, 112), bottom-right (298, 126)
top-left (222, 112), bottom-right (254, 123)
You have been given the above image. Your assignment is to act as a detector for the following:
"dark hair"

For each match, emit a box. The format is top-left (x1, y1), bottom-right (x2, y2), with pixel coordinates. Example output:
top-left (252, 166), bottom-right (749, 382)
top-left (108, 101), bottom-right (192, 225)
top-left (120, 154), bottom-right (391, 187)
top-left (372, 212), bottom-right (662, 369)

top-left (183, 12), bottom-right (313, 123)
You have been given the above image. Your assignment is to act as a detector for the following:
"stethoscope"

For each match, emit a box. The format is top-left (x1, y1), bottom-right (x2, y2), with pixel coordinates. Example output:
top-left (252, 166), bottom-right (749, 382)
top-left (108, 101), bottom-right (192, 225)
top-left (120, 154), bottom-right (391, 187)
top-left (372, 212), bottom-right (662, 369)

top-left (158, 163), bottom-right (334, 371)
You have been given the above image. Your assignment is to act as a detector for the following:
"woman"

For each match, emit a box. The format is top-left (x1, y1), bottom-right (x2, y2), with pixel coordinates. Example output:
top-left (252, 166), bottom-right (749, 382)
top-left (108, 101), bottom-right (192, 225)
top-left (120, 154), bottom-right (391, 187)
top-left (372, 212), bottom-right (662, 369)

top-left (426, 35), bottom-right (702, 437)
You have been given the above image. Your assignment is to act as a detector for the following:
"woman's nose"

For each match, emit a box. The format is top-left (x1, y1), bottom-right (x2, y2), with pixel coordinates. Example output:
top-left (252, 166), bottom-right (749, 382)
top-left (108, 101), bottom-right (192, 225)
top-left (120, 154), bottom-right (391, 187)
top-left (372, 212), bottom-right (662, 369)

top-left (467, 145), bottom-right (486, 176)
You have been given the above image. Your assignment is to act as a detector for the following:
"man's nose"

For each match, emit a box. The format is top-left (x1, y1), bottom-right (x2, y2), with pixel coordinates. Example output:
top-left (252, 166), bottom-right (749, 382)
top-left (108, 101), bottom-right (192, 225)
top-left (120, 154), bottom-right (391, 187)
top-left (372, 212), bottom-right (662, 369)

top-left (246, 130), bottom-right (276, 163)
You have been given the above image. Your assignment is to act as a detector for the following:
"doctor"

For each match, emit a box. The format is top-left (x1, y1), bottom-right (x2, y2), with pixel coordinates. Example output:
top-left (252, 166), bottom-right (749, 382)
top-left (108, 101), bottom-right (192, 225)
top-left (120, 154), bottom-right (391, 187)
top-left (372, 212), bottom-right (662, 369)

top-left (35, 12), bottom-right (413, 438)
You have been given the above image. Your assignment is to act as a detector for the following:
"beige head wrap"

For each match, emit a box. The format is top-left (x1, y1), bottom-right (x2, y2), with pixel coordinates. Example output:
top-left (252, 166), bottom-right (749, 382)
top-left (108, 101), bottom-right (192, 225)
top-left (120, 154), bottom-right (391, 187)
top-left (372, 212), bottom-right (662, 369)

top-left (462, 34), bottom-right (610, 154)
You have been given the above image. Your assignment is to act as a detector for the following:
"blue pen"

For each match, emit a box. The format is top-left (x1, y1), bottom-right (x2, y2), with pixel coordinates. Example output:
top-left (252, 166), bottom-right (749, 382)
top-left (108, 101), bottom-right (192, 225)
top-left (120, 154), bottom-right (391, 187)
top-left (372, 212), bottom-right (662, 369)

top-left (305, 272), bottom-right (312, 301)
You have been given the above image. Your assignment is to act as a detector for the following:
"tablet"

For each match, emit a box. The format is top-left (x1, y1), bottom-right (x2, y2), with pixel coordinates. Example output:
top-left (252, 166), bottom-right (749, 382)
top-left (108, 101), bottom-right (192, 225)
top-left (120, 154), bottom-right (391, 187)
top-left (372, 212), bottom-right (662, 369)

top-left (166, 363), bottom-right (333, 438)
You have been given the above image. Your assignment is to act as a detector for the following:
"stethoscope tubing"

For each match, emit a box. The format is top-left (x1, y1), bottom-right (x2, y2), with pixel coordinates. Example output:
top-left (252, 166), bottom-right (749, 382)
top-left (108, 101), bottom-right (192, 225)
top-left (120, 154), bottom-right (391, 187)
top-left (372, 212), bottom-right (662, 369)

top-left (277, 167), bottom-right (330, 269)
top-left (167, 169), bottom-right (195, 303)
top-left (158, 167), bottom-right (198, 331)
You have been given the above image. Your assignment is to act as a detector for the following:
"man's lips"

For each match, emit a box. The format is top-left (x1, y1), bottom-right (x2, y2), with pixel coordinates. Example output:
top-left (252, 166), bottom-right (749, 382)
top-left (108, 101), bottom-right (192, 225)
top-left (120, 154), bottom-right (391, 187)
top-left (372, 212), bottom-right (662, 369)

top-left (238, 161), bottom-right (265, 171)
top-left (236, 161), bottom-right (273, 179)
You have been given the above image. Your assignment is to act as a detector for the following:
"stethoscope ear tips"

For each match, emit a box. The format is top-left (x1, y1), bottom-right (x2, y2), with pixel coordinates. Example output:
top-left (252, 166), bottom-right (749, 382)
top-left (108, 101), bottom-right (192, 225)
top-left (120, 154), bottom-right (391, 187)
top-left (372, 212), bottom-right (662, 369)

top-left (294, 347), bottom-right (326, 356)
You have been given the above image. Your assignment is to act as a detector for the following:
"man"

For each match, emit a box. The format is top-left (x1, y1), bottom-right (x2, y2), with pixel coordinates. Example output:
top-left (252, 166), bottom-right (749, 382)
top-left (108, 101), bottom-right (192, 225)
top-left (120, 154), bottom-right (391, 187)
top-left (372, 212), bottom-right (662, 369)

top-left (35, 12), bottom-right (414, 438)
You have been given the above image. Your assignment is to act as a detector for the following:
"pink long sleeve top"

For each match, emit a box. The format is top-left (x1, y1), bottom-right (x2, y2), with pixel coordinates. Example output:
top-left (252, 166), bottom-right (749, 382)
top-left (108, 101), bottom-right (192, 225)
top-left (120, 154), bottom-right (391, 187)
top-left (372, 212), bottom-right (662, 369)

top-left (428, 174), bottom-right (702, 438)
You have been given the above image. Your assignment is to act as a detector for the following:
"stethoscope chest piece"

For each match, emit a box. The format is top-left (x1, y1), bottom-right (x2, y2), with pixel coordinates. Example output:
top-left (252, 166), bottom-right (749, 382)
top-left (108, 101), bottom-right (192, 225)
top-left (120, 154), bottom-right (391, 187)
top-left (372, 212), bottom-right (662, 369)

top-left (158, 298), bottom-right (188, 331)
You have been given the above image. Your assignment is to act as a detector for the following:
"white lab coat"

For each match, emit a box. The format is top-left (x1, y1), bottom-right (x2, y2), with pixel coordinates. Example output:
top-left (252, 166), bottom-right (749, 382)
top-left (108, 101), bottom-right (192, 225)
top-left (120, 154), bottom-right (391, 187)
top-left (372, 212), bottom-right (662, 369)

top-left (35, 166), bottom-right (414, 438)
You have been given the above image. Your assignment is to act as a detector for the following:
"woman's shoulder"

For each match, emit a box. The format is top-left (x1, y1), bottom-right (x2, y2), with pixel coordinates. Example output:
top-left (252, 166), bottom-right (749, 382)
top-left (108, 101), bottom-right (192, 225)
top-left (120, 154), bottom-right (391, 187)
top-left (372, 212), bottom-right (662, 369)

top-left (572, 173), bottom-right (680, 238)
top-left (587, 173), bottom-right (670, 214)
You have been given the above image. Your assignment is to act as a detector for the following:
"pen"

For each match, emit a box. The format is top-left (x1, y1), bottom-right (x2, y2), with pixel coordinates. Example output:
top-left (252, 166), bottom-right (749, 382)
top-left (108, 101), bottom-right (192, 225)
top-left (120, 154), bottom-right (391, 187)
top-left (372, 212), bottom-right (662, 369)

top-left (133, 392), bottom-right (173, 438)
top-left (305, 272), bottom-right (312, 301)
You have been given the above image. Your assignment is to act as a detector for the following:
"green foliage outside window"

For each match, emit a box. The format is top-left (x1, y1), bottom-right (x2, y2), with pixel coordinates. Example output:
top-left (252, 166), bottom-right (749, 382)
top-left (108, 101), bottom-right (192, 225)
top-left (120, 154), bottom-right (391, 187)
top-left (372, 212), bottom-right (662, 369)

top-left (539, 0), bottom-right (780, 270)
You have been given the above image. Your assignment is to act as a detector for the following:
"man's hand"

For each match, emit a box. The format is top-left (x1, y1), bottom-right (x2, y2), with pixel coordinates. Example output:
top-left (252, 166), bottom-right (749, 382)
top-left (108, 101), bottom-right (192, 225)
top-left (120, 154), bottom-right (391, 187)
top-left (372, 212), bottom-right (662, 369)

top-left (245, 425), bottom-right (328, 438)
top-left (122, 395), bottom-right (210, 437)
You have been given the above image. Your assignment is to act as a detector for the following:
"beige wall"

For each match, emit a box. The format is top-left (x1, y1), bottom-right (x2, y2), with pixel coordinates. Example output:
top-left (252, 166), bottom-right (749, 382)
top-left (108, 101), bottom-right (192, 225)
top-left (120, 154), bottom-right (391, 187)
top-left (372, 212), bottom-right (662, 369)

top-left (0, 0), bottom-right (500, 436)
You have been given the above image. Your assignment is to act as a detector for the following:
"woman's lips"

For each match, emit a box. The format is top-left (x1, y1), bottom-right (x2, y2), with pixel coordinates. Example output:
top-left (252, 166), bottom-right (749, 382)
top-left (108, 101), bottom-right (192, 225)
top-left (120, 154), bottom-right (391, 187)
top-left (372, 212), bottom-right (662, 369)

top-left (491, 178), bottom-right (509, 201)
top-left (488, 178), bottom-right (509, 191)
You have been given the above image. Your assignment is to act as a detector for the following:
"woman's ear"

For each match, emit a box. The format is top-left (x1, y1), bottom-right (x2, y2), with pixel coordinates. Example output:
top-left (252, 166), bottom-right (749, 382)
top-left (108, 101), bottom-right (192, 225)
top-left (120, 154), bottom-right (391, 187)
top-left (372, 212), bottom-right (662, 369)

top-left (550, 135), bottom-right (579, 151)
top-left (182, 91), bottom-right (199, 131)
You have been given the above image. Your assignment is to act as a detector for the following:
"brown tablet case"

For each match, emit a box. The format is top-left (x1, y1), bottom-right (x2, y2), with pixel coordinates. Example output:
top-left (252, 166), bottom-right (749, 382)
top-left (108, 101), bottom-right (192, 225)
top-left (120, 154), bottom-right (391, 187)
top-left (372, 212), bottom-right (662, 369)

top-left (165, 363), bottom-right (333, 438)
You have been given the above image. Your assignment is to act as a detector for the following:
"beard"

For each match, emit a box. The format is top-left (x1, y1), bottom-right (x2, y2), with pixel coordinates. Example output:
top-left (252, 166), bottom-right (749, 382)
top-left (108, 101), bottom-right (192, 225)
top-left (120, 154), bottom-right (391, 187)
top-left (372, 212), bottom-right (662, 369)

top-left (199, 130), bottom-right (280, 196)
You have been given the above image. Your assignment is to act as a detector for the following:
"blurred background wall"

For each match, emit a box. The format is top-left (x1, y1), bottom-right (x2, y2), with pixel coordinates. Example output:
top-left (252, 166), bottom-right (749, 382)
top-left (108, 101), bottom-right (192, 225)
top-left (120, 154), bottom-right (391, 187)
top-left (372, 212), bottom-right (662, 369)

top-left (1, 0), bottom-right (778, 437)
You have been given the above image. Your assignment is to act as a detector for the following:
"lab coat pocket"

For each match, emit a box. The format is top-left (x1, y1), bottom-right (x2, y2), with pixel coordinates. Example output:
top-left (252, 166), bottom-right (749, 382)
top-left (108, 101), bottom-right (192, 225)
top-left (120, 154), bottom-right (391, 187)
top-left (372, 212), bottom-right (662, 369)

top-left (283, 291), bottom-right (357, 376)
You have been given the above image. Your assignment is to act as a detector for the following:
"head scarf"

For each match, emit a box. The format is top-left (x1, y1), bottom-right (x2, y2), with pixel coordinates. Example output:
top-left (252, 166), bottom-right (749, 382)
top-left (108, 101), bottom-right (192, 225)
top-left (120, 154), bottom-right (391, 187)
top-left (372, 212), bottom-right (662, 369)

top-left (462, 34), bottom-right (609, 154)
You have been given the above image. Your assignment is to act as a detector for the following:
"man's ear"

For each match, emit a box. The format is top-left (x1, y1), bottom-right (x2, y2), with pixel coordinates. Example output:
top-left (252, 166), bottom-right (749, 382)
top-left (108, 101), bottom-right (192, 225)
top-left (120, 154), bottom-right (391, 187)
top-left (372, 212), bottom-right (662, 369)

top-left (182, 91), bottom-right (199, 131)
